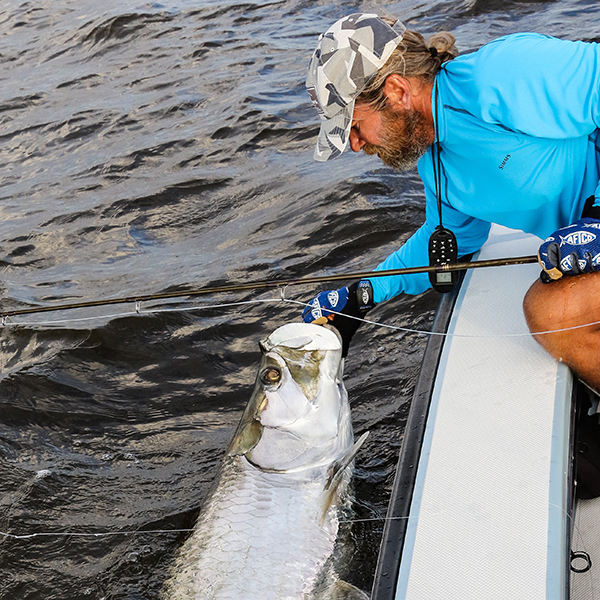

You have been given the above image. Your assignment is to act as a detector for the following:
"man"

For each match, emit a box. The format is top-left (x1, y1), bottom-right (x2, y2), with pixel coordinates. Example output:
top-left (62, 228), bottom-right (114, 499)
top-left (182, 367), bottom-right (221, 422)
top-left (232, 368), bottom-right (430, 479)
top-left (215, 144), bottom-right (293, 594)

top-left (302, 13), bottom-right (600, 391)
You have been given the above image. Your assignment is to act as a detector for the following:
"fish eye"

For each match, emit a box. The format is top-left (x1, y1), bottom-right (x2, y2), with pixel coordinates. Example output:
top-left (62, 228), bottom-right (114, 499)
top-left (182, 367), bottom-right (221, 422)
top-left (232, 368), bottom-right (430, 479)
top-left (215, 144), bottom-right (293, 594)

top-left (260, 367), bottom-right (281, 385)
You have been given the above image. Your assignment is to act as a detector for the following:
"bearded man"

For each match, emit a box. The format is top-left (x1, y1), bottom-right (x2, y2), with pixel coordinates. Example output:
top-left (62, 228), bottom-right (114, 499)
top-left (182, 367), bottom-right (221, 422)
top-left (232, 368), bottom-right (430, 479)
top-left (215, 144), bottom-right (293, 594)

top-left (302, 13), bottom-right (600, 392)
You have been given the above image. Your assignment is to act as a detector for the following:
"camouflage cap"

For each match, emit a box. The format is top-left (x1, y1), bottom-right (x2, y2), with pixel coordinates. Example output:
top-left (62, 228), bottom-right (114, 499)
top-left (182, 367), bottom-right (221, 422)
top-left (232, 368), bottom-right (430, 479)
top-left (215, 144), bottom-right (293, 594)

top-left (306, 13), bottom-right (406, 162)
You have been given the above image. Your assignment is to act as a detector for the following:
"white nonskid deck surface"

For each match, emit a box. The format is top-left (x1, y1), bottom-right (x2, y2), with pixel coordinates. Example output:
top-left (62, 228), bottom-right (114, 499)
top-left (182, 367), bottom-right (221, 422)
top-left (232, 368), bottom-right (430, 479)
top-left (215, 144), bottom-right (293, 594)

top-left (397, 225), bottom-right (572, 600)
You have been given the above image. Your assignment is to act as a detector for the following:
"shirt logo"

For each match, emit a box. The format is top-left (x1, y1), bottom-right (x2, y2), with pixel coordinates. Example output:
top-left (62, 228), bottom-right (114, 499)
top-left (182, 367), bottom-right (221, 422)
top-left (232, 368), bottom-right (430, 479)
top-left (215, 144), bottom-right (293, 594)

top-left (499, 154), bottom-right (511, 170)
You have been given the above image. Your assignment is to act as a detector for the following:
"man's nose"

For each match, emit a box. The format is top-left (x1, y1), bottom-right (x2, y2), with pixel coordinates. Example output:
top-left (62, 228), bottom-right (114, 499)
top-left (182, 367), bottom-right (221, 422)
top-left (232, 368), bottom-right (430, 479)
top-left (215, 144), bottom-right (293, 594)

top-left (349, 128), bottom-right (366, 152)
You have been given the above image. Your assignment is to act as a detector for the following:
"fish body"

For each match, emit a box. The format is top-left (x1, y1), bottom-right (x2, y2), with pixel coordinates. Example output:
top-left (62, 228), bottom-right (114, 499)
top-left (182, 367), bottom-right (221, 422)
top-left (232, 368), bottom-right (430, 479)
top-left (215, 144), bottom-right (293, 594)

top-left (162, 323), bottom-right (368, 600)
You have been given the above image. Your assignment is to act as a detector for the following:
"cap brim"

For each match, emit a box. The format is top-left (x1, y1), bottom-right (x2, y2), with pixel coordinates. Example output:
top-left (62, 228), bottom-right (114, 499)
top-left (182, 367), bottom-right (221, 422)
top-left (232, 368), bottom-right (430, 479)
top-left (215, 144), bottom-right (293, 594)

top-left (313, 99), bottom-right (354, 162)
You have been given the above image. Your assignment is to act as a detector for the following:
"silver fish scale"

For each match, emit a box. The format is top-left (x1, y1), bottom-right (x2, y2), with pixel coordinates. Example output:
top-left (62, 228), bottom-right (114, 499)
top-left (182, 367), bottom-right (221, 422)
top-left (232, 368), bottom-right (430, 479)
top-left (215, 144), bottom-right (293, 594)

top-left (164, 454), bottom-right (345, 600)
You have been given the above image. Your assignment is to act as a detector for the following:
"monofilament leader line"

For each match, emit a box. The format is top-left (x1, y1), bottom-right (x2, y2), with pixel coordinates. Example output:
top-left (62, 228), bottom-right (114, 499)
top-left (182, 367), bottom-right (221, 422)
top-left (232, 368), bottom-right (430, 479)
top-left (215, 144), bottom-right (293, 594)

top-left (0, 500), bottom-right (574, 540)
top-left (5, 295), bottom-right (597, 338)
top-left (0, 255), bottom-right (537, 320)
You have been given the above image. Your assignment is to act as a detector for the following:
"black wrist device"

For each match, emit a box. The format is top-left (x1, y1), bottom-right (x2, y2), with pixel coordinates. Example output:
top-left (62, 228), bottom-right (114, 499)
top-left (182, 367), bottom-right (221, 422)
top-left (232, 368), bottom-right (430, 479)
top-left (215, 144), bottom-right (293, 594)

top-left (355, 280), bottom-right (374, 312)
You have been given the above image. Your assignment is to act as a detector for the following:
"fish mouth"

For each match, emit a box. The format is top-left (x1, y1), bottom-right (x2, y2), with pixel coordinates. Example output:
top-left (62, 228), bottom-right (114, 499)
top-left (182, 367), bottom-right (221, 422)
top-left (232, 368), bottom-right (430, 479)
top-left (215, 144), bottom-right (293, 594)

top-left (259, 322), bottom-right (341, 354)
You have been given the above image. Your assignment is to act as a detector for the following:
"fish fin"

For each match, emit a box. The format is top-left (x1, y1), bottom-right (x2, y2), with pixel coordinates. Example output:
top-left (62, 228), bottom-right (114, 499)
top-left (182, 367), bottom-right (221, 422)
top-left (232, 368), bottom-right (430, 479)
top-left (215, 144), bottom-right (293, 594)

top-left (323, 432), bottom-right (369, 492)
top-left (319, 432), bottom-right (369, 524)
top-left (324, 580), bottom-right (370, 600)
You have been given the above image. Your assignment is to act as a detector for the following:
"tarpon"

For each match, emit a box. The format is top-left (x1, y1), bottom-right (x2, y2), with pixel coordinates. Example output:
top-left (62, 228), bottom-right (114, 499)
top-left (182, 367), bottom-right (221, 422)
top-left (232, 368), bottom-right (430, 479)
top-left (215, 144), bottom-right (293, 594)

top-left (162, 322), bottom-right (369, 600)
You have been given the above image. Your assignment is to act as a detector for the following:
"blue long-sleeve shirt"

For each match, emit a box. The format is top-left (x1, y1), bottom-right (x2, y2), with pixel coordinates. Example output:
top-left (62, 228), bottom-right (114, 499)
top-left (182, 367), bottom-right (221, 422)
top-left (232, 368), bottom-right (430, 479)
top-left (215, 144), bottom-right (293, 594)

top-left (372, 32), bottom-right (600, 303)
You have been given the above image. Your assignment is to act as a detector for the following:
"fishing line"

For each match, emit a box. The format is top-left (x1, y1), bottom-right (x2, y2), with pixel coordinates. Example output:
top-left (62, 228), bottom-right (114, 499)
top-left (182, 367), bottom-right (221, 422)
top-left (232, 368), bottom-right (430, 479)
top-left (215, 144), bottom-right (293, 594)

top-left (2, 251), bottom-right (596, 337)
top-left (281, 298), bottom-right (600, 339)
top-left (1, 299), bottom-right (282, 328)
top-left (1, 315), bottom-right (587, 543)
top-left (2, 295), bottom-right (596, 549)
top-left (3, 293), bottom-right (600, 339)
top-left (0, 521), bottom-right (405, 540)
top-left (0, 528), bottom-right (196, 540)
top-left (0, 503), bottom-right (577, 539)
top-left (0, 517), bottom-right (448, 539)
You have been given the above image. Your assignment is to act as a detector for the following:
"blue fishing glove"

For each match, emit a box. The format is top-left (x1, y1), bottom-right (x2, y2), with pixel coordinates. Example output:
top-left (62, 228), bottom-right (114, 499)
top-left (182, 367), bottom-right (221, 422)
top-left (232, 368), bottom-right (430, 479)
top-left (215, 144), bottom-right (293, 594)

top-left (538, 218), bottom-right (600, 282)
top-left (302, 280), bottom-right (374, 357)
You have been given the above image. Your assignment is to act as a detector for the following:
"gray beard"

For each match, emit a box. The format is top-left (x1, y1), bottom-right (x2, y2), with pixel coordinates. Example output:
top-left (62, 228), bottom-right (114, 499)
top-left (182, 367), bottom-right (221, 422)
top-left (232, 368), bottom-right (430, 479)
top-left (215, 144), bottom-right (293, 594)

top-left (363, 107), bottom-right (432, 172)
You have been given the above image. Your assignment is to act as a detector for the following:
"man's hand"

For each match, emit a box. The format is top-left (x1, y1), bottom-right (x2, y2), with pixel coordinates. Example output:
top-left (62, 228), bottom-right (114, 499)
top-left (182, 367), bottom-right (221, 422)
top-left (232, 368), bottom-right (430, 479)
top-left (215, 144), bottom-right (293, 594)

top-left (302, 280), bottom-right (374, 356)
top-left (538, 218), bottom-right (600, 282)
top-left (303, 287), bottom-right (350, 325)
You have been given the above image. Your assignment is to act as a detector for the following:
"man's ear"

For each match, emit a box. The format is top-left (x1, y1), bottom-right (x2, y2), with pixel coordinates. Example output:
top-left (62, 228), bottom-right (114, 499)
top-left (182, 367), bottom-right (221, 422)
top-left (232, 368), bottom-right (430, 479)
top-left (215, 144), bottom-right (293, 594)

top-left (383, 74), bottom-right (412, 110)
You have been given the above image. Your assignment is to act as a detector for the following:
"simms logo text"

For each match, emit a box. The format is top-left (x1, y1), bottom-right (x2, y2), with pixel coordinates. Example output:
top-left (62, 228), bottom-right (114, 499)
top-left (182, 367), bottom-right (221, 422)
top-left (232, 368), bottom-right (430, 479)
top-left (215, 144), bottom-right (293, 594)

top-left (499, 154), bottom-right (511, 170)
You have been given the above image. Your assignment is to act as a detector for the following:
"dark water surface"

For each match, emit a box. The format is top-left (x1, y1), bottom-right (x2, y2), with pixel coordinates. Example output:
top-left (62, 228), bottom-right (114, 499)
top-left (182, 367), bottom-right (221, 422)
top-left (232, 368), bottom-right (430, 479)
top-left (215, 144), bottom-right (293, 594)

top-left (1, 1), bottom-right (599, 598)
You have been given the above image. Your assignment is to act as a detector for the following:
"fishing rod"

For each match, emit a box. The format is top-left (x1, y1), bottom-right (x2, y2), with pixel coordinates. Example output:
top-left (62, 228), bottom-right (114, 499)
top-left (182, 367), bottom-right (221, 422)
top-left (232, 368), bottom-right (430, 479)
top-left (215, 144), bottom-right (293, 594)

top-left (0, 254), bottom-right (538, 320)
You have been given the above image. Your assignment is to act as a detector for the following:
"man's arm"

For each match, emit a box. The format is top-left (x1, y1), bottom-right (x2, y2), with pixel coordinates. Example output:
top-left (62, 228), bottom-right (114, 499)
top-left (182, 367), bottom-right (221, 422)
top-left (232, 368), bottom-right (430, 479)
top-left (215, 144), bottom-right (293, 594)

top-left (371, 191), bottom-right (491, 303)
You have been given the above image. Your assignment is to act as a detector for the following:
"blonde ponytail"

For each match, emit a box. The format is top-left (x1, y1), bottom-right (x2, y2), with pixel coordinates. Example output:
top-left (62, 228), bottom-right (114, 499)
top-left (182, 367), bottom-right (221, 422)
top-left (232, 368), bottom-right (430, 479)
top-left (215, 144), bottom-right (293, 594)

top-left (357, 27), bottom-right (458, 109)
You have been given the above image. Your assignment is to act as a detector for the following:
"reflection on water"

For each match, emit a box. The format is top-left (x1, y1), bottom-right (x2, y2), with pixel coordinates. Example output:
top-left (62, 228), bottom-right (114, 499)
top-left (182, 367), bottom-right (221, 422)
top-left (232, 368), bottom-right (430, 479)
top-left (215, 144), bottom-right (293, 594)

top-left (1, 0), bottom-right (599, 597)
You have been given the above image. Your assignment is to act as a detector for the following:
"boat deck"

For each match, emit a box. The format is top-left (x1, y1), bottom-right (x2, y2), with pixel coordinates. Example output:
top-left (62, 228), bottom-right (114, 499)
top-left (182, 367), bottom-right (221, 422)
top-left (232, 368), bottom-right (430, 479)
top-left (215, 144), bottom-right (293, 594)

top-left (373, 225), bottom-right (574, 599)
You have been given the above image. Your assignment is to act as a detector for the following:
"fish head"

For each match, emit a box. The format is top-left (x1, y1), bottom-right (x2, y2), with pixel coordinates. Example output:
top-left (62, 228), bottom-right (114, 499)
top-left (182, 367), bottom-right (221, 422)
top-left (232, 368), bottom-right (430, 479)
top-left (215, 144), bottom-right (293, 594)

top-left (228, 323), bottom-right (353, 472)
